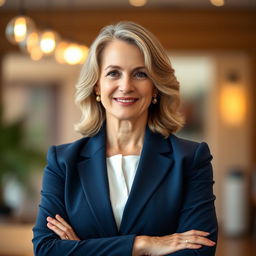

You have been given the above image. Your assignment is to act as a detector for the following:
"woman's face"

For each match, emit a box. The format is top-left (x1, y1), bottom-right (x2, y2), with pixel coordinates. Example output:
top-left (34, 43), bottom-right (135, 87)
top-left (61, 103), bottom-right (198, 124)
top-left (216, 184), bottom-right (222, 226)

top-left (96, 39), bottom-right (155, 124)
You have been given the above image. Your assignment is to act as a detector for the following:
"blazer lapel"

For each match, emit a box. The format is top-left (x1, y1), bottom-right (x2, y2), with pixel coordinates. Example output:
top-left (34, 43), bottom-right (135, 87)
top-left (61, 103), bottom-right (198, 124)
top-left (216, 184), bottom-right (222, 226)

top-left (77, 128), bottom-right (118, 236)
top-left (119, 128), bottom-right (174, 234)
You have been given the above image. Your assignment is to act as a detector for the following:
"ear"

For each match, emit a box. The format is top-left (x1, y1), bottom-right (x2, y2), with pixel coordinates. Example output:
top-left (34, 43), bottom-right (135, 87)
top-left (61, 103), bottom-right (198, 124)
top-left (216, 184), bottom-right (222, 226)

top-left (153, 88), bottom-right (158, 96)
top-left (94, 83), bottom-right (100, 94)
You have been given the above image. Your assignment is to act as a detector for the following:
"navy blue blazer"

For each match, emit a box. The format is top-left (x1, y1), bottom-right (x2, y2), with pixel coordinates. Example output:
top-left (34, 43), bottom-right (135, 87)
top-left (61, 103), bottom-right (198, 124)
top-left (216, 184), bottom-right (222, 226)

top-left (32, 127), bottom-right (218, 256)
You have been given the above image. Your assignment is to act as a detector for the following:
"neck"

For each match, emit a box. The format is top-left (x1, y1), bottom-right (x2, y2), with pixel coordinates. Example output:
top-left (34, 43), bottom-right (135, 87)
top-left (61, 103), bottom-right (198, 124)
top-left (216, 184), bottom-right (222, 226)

top-left (105, 117), bottom-right (147, 157)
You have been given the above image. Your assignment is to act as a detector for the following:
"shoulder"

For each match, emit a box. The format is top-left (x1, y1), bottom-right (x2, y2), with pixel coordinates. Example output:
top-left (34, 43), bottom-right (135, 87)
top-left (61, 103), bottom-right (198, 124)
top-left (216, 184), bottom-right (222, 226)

top-left (46, 136), bottom-right (91, 168)
top-left (169, 134), bottom-right (200, 151)
top-left (168, 134), bottom-right (212, 169)
top-left (54, 136), bottom-right (90, 155)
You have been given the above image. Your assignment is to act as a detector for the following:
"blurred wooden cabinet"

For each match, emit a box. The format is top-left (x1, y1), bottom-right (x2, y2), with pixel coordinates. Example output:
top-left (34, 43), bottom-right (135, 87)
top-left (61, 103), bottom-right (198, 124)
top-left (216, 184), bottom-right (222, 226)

top-left (0, 223), bottom-right (33, 256)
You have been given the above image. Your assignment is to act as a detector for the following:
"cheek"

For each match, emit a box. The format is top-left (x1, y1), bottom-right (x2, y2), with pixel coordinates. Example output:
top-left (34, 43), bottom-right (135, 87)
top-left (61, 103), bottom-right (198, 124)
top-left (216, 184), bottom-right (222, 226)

top-left (143, 87), bottom-right (154, 99)
top-left (99, 80), bottom-right (117, 96)
top-left (100, 88), bottom-right (114, 100)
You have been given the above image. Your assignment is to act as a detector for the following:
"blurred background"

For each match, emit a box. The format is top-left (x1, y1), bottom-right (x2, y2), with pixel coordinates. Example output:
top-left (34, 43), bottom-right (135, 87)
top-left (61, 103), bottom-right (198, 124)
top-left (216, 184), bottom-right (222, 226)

top-left (0, 0), bottom-right (255, 255)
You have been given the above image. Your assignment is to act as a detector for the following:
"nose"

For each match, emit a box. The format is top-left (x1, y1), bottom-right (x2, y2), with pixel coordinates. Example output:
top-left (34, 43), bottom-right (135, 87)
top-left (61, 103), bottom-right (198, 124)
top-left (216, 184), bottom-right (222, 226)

top-left (118, 75), bottom-right (134, 93)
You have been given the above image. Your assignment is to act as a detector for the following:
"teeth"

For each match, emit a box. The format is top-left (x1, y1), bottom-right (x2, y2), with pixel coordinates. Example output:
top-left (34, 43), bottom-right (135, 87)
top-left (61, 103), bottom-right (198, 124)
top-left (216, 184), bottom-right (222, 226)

top-left (116, 99), bottom-right (136, 103)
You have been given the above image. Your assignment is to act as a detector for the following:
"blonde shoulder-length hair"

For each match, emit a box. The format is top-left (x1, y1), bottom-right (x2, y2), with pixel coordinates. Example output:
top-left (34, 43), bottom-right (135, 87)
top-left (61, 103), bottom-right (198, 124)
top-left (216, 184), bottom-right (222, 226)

top-left (75, 21), bottom-right (184, 138)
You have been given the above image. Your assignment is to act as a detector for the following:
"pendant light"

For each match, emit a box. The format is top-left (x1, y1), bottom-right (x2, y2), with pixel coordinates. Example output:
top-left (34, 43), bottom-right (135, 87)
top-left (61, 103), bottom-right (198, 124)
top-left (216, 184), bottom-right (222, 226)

top-left (0, 0), bottom-right (6, 7)
top-left (19, 30), bottom-right (43, 61)
top-left (19, 30), bottom-right (40, 53)
top-left (63, 43), bottom-right (88, 65)
top-left (210, 0), bottom-right (225, 7)
top-left (129, 0), bottom-right (147, 7)
top-left (54, 41), bottom-right (70, 64)
top-left (5, 15), bottom-right (36, 44)
top-left (39, 30), bottom-right (60, 55)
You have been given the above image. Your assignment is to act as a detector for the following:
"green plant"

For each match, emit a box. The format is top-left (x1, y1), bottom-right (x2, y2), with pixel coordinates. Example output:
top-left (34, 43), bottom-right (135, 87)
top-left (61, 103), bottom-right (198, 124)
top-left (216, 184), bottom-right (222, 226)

top-left (0, 115), bottom-right (45, 210)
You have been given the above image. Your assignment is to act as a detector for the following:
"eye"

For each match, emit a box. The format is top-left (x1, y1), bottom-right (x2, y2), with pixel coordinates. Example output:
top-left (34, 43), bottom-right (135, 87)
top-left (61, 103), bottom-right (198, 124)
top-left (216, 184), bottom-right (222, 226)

top-left (134, 71), bottom-right (148, 79)
top-left (106, 70), bottom-right (120, 78)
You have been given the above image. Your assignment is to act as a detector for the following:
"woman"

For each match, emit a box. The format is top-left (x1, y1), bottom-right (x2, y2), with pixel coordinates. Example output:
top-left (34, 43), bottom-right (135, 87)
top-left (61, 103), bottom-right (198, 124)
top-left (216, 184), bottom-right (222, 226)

top-left (32, 21), bottom-right (218, 256)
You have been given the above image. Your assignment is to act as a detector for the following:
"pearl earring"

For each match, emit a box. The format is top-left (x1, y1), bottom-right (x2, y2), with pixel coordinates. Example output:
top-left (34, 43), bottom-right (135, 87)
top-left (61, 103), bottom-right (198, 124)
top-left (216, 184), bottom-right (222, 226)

top-left (96, 95), bottom-right (101, 102)
top-left (152, 94), bottom-right (157, 104)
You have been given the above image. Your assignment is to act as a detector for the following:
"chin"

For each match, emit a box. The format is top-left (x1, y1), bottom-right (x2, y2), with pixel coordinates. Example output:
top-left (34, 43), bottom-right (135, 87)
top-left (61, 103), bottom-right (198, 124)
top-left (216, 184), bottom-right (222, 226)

top-left (107, 110), bottom-right (148, 123)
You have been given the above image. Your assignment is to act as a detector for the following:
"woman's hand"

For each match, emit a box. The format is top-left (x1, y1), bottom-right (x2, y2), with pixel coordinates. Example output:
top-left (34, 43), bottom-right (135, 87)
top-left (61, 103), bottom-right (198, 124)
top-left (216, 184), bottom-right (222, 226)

top-left (47, 214), bottom-right (80, 241)
top-left (132, 230), bottom-right (216, 256)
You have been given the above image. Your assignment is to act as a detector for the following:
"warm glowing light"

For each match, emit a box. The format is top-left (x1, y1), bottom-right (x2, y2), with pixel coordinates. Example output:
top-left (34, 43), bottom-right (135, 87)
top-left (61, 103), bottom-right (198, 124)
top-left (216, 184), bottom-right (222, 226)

top-left (54, 41), bottom-right (70, 64)
top-left (220, 83), bottom-right (247, 126)
top-left (210, 0), bottom-right (225, 7)
top-left (0, 0), bottom-right (6, 7)
top-left (40, 30), bottom-right (59, 54)
top-left (19, 30), bottom-right (41, 54)
top-left (30, 46), bottom-right (43, 61)
top-left (26, 31), bottom-right (40, 52)
top-left (14, 17), bottom-right (27, 41)
top-left (129, 0), bottom-right (147, 7)
top-left (19, 30), bottom-right (43, 61)
top-left (5, 15), bottom-right (35, 44)
top-left (63, 43), bottom-right (88, 65)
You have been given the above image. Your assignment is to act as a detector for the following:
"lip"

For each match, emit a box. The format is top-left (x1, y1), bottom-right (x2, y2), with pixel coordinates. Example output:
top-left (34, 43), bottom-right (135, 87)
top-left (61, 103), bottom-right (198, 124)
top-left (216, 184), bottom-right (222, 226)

top-left (113, 97), bottom-right (138, 106)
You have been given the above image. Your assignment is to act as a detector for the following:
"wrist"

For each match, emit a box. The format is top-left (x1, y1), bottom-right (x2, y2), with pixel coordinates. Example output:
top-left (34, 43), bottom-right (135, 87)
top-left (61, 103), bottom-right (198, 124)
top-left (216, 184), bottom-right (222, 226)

top-left (132, 235), bottom-right (149, 256)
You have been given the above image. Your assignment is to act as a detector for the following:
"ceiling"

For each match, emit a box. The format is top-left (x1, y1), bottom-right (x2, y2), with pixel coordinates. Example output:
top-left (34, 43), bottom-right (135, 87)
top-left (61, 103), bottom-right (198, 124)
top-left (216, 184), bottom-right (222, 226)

top-left (1, 0), bottom-right (256, 11)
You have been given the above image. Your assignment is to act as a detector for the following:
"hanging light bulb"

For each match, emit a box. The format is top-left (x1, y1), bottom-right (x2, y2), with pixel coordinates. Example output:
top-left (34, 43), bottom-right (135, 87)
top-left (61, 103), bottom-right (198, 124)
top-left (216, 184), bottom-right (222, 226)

top-left (54, 41), bottom-right (70, 64)
top-left (30, 46), bottom-right (43, 61)
top-left (19, 29), bottom-right (41, 53)
top-left (62, 43), bottom-right (89, 65)
top-left (210, 0), bottom-right (225, 7)
top-left (39, 30), bottom-right (59, 55)
top-left (0, 0), bottom-right (6, 7)
top-left (5, 15), bottom-right (36, 44)
top-left (129, 0), bottom-right (147, 7)
top-left (19, 30), bottom-right (43, 61)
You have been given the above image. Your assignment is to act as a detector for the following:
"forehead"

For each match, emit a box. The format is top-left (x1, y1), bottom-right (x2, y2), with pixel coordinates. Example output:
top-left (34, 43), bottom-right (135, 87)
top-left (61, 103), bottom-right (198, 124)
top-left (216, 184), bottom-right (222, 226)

top-left (100, 39), bottom-right (145, 68)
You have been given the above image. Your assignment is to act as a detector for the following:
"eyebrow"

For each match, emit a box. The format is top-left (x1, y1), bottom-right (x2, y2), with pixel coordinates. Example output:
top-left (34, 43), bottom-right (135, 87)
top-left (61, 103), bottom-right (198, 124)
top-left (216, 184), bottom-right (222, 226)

top-left (104, 65), bottom-right (146, 71)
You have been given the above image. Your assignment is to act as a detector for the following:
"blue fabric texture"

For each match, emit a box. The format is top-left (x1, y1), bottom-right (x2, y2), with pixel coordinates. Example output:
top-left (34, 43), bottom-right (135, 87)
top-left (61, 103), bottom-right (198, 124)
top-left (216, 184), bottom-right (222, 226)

top-left (32, 127), bottom-right (218, 255)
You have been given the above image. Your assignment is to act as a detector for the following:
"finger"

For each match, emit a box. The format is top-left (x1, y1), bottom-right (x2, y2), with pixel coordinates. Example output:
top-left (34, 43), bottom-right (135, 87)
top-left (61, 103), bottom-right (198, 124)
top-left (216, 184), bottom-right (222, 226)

top-left (55, 214), bottom-right (71, 228)
top-left (184, 235), bottom-right (216, 247)
top-left (181, 230), bottom-right (210, 237)
top-left (47, 217), bottom-right (66, 231)
top-left (55, 215), bottom-right (80, 240)
top-left (165, 235), bottom-right (203, 253)
top-left (47, 217), bottom-right (72, 238)
top-left (47, 222), bottom-right (68, 240)
top-left (47, 216), bottom-right (80, 241)
top-left (53, 215), bottom-right (80, 241)
top-left (186, 243), bottom-right (202, 249)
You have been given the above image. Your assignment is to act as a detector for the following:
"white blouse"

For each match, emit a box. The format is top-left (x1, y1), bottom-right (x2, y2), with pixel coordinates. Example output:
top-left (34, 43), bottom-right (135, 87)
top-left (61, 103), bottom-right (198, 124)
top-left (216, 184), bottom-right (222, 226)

top-left (106, 154), bottom-right (140, 229)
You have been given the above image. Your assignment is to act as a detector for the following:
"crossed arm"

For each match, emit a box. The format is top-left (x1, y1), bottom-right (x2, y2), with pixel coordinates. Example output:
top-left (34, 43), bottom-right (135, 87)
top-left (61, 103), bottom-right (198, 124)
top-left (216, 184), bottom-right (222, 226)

top-left (33, 142), bottom-right (217, 256)
top-left (47, 214), bottom-right (215, 256)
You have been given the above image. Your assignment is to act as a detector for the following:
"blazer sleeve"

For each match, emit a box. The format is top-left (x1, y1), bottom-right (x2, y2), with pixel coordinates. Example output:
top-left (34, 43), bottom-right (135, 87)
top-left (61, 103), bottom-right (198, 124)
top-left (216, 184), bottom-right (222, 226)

top-left (167, 142), bottom-right (218, 256)
top-left (32, 146), bottom-right (135, 256)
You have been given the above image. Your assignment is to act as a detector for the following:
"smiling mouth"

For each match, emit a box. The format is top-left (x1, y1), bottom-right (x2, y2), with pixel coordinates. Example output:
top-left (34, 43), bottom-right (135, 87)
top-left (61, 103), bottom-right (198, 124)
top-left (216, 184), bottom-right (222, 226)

top-left (114, 97), bottom-right (138, 103)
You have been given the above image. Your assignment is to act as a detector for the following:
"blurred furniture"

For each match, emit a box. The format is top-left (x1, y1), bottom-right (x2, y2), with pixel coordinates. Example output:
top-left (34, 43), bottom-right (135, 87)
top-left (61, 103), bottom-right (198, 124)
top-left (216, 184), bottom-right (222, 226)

top-left (0, 223), bottom-right (33, 256)
top-left (216, 233), bottom-right (256, 256)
